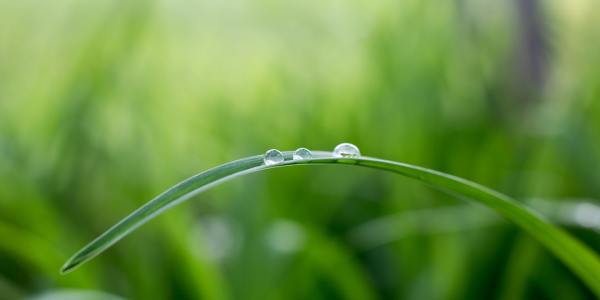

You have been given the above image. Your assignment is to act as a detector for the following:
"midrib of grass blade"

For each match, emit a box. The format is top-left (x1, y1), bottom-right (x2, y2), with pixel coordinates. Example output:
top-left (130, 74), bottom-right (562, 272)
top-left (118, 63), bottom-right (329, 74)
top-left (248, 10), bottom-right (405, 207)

top-left (61, 151), bottom-right (600, 297)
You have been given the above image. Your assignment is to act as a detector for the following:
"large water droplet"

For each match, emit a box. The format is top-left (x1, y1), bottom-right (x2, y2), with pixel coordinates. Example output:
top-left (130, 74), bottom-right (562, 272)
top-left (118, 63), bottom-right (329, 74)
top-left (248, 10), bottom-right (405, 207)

top-left (333, 143), bottom-right (360, 157)
top-left (293, 148), bottom-right (312, 160)
top-left (264, 149), bottom-right (284, 165)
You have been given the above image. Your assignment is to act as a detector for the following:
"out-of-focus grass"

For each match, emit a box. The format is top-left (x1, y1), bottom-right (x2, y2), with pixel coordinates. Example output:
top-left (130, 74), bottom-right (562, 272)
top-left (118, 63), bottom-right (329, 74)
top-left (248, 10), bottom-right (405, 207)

top-left (1, 0), bottom-right (600, 299)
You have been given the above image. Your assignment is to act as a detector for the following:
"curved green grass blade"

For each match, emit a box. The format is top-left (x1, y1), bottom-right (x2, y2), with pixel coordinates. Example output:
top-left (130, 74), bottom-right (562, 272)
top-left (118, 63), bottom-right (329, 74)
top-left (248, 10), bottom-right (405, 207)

top-left (61, 151), bottom-right (600, 296)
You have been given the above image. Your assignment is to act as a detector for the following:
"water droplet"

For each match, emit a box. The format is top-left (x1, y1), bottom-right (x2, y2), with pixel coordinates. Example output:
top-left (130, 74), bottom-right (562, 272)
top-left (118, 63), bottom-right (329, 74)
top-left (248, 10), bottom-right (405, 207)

top-left (264, 149), bottom-right (284, 165)
top-left (293, 148), bottom-right (312, 160)
top-left (333, 143), bottom-right (360, 157)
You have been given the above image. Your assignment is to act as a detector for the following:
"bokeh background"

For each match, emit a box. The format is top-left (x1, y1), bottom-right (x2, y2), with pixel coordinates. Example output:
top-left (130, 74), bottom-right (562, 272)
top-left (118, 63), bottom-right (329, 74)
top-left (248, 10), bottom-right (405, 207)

top-left (1, 0), bottom-right (600, 299)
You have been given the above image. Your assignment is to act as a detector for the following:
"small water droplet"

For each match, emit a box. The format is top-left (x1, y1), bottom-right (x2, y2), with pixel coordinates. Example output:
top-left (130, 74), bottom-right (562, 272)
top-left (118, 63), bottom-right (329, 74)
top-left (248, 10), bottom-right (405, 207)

top-left (333, 143), bottom-right (360, 157)
top-left (293, 148), bottom-right (312, 160)
top-left (264, 149), bottom-right (284, 165)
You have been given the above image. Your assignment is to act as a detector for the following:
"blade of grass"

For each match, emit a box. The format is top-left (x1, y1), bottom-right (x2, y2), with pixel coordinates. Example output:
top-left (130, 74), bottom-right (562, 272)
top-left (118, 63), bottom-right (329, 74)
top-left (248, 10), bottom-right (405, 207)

top-left (61, 151), bottom-right (600, 296)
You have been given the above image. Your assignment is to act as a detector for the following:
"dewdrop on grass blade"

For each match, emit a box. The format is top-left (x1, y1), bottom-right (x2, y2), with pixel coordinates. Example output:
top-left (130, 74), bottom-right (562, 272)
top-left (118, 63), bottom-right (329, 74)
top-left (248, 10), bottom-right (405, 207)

top-left (264, 149), bottom-right (284, 166)
top-left (293, 148), bottom-right (312, 160)
top-left (333, 143), bottom-right (360, 157)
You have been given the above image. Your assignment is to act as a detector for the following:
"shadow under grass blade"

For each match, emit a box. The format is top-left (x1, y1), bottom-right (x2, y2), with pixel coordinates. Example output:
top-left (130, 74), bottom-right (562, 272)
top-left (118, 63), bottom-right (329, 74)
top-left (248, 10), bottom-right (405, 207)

top-left (61, 151), bottom-right (600, 297)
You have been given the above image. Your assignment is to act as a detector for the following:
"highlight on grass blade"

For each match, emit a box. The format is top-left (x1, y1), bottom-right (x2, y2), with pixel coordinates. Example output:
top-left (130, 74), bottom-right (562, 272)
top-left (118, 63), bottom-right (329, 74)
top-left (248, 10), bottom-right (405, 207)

top-left (61, 151), bottom-right (600, 298)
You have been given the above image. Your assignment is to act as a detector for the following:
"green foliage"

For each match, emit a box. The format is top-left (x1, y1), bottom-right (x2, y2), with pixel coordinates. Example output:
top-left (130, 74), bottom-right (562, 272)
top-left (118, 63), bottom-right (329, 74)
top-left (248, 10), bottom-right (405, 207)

top-left (2, 0), bottom-right (600, 299)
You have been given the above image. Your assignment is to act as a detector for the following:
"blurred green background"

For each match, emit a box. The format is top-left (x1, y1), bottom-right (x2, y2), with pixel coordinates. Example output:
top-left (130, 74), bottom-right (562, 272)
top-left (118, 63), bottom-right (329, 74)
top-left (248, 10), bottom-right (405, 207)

top-left (1, 0), bottom-right (600, 299)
